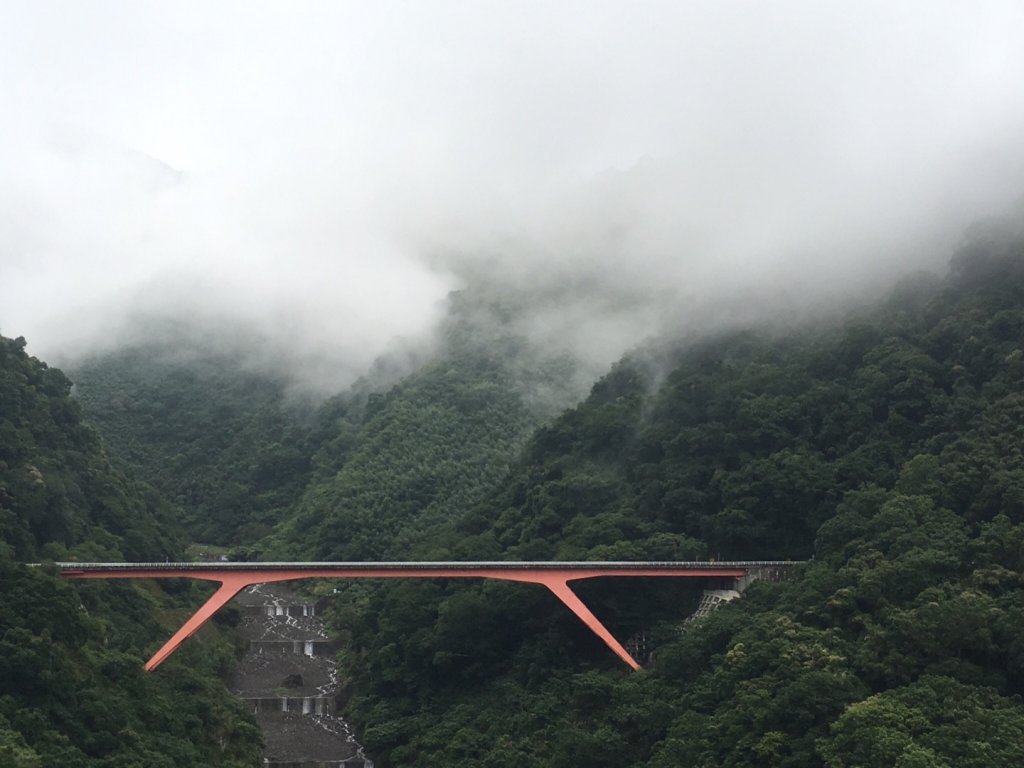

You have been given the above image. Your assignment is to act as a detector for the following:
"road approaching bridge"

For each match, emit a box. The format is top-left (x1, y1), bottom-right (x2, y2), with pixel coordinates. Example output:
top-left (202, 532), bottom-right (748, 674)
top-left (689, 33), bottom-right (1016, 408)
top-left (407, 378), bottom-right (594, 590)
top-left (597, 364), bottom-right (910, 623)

top-left (55, 560), bottom-right (802, 671)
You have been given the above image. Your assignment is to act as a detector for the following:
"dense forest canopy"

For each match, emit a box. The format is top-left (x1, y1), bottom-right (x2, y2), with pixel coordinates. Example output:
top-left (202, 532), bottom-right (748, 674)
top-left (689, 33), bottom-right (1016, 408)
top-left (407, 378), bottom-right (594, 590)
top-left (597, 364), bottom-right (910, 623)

top-left (276, 220), bottom-right (1024, 766)
top-left (69, 331), bottom-right (319, 547)
top-left (68, 287), bottom-right (584, 557)
top-left (0, 335), bottom-right (260, 767)
top-left (4, 217), bottom-right (1024, 766)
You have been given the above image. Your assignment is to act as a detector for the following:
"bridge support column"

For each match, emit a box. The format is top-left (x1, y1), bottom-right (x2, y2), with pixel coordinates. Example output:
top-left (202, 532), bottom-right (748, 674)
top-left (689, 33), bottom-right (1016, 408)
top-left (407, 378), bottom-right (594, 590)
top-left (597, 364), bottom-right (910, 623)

top-left (145, 574), bottom-right (255, 671)
top-left (540, 579), bottom-right (641, 671)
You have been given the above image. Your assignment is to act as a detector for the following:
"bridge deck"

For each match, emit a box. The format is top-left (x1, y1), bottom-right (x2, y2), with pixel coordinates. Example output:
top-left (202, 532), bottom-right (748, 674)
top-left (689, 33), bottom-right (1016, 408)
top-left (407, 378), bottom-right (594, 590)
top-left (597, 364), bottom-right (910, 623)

top-left (56, 560), bottom-right (797, 572)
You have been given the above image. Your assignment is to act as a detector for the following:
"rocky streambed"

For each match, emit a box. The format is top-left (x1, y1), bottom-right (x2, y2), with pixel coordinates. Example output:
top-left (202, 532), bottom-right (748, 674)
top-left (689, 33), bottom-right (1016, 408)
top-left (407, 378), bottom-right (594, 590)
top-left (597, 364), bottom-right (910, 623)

top-left (230, 583), bottom-right (372, 767)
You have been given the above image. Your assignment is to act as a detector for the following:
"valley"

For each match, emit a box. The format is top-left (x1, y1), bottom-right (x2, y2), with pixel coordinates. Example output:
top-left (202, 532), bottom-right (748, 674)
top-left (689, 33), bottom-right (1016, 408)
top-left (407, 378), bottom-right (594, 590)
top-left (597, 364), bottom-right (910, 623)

top-left (4, 222), bottom-right (1024, 766)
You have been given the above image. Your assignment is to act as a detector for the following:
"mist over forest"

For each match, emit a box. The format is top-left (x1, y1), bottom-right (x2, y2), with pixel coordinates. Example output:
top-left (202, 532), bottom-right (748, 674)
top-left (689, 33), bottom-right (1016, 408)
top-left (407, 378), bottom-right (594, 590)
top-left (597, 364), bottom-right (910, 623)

top-left (5, 3), bottom-right (1024, 768)
top-left (4, 2), bottom-right (1024, 396)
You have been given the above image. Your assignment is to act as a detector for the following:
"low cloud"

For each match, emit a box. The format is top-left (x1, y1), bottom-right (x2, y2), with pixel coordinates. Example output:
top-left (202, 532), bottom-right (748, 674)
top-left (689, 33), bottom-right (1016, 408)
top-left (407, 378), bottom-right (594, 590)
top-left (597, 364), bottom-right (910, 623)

top-left (2, 2), bottom-right (1024, 395)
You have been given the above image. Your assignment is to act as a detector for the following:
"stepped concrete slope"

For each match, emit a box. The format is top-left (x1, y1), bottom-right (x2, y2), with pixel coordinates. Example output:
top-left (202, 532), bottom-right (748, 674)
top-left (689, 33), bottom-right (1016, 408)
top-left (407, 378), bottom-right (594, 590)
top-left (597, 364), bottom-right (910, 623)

top-left (230, 583), bottom-right (372, 767)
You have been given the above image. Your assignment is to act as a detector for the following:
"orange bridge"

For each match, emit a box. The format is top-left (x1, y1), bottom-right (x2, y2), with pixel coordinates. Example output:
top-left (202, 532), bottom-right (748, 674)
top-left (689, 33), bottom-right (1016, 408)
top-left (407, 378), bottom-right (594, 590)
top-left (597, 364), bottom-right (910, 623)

top-left (55, 561), bottom-right (801, 671)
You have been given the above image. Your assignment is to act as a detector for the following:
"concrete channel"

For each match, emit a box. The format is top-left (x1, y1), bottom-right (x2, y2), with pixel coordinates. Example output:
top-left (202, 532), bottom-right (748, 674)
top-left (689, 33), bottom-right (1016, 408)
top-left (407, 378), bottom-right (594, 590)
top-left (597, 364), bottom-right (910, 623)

top-left (229, 583), bottom-right (372, 767)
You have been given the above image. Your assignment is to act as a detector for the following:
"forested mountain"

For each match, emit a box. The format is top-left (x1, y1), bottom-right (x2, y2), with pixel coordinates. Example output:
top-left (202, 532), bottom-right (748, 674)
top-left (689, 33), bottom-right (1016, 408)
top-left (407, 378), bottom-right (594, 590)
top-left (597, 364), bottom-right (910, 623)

top-left (0, 335), bottom-right (260, 766)
top-left (30, 218), bottom-right (1024, 767)
top-left (70, 286), bottom-right (582, 559)
top-left (293, 222), bottom-right (1024, 766)
top-left (0, 336), bottom-right (181, 562)
top-left (267, 295), bottom-right (580, 561)
top-left (68, 323), bottom-right (320, 546)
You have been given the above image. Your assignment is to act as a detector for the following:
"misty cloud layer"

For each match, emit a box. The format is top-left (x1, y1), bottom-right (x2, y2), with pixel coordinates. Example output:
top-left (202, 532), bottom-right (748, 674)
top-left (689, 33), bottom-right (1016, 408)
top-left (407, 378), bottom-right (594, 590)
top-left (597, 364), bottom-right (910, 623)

top-left (3, 1), bottom-right (1024, 395)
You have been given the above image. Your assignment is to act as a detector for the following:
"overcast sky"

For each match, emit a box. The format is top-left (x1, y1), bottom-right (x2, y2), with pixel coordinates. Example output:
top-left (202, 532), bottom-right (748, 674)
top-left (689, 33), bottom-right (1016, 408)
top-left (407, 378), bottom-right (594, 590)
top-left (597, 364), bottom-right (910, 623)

top-left (3, 1), bottom-right (1024, 392)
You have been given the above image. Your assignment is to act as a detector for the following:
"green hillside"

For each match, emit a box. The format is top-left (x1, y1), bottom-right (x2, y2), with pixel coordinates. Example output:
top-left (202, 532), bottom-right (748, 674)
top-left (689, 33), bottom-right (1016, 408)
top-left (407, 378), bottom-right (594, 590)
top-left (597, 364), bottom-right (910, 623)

top-left (0, 335), bottom-right (260, 767)
top-left (308, 222), bottom-right (1024, 766)
top-left (53, 218), bottom-right (1024, 767)
top-left (69, 326), bottom-right (319, 547)
top-left (70, 287), bottom-right (581, 559)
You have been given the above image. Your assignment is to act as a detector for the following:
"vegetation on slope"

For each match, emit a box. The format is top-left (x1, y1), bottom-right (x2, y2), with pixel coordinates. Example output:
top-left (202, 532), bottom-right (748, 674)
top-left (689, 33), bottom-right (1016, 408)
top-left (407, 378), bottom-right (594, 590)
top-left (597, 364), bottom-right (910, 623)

top-left (0, 335), bottom-right (260, 767)
top-left (51, 217), bottom-right (1024, 767)
top-left (308, 220), bottom-right (1024, 766)
top-left (274, 348), bottom-right (572, 561)
top-left (70, 290), bottom-right (582, 556)
top-left (69, 327), bottom-right (318, 546)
